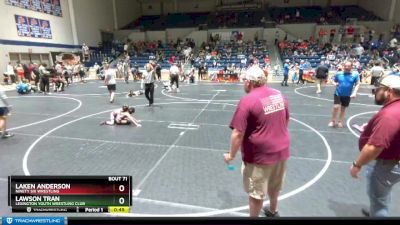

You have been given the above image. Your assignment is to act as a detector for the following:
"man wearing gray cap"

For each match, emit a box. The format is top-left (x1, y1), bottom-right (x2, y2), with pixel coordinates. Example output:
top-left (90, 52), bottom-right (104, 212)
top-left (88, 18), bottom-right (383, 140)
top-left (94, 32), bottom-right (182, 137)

top-left (225, 65), bottom-right (290, 217)
top-left (350, 75), bottom-right (400, 217)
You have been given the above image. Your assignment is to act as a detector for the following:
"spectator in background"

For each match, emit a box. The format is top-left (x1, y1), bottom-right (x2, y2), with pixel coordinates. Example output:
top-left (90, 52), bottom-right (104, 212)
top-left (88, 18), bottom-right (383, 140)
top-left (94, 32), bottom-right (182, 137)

top-left (295, 9), bottom-right (300, 21)
top-left (337, 25), bottom-right (345, 43)
top-left (369, 29), bottom-right (375, 42)
top-left (275, 31), bottom-right (280, 45)
top-left (281, 59), bottom-right (290, 87)
top-left (15, 62), bottom-right (24, 82)
top-left (297, 60), bottom-right (306, 85)
top-left (330, 29), bottom-right (336, 43)
top-left (225, 65), bottom-right (290, 217)
top-left (389, 37), bottom-right (398, 51)
top-left (22, 63), bottom-right (31, 82)
top-left (38, 63), bottom-right (51, 95)
top-left (369, 61), bottom-right (385, 86)
top-left (82, 43), bottom-right (90, 62)
top-left (347, 26), bottom-right (355, 43)
top-left (315, 61), bottom-right (329, 94)
top-left (360, 33), bottom-right (365, 43)
top-left (4, 62), bottom-right (16, 84)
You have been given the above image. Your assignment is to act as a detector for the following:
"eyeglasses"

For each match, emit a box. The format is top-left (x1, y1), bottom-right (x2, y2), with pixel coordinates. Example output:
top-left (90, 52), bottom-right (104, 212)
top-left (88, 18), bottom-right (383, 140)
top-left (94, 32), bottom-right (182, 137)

top-left (372, 84), bottom-right (389, 94)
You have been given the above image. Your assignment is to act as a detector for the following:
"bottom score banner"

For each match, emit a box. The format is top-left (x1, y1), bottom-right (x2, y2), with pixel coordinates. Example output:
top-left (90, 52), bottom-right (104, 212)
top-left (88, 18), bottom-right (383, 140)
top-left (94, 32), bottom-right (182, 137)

top-left (11, 207), bottom-right (130, 213)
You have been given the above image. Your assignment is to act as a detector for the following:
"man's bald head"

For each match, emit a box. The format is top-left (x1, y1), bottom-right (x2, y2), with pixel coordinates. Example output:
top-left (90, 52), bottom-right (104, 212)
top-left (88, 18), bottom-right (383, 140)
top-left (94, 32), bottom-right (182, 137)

top-left (343, 61), bottom-right (353, 73)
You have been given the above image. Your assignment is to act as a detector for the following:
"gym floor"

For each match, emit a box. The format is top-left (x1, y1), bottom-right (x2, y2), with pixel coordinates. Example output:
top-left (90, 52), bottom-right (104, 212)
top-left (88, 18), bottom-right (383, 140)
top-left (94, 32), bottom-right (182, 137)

top-left (1, 80), bottom-right (399, 217)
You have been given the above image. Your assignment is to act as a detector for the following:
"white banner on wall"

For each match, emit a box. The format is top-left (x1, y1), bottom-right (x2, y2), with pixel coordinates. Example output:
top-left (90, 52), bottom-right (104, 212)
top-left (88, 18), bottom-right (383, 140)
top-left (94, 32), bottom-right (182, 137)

top-left (211, 31), bottom-right (244, 41)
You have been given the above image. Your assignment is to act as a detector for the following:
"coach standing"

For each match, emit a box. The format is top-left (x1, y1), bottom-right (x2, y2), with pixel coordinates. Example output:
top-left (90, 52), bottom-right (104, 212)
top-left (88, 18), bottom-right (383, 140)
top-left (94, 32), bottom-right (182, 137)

top-left (224, 65), bottom-right (290, 217)
top-left (350, 75), bottom-right (400, 217)
top-left (329, 61), bottom-right (360, 128)
top-left (143, 63), bottom-right (155, 106)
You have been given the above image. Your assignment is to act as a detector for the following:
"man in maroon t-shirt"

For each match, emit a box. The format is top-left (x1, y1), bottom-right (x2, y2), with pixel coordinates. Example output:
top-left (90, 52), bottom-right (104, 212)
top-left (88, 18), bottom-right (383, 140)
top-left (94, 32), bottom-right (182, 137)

top-left (224, 65), bottom-right (290, 217)
top-left (350, 75), bottom-right (400, 217)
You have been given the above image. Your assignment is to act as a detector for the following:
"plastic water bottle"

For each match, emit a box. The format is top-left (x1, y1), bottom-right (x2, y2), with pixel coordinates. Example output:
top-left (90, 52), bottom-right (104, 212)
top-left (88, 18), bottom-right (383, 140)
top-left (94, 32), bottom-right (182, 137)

top-left (227, 164), bottom-right (236, 171)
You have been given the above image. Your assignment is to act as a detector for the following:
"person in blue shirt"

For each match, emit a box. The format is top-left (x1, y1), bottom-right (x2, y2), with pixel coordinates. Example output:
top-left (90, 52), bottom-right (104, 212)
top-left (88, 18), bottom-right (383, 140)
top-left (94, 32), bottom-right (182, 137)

top-left (281, 59), bottom-right (290, 86)
top-left (297, 60), bottom-right (306, 85)
top-left (329, 61), bottom-right (360, 128)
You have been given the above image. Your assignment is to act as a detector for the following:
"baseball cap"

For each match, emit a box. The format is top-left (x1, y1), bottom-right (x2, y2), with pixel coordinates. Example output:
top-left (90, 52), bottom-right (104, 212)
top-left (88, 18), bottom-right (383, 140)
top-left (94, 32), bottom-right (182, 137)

top-left (242, 66), bottom-right (266, 81)
top-left (378, 75), bottom-right (400, 90)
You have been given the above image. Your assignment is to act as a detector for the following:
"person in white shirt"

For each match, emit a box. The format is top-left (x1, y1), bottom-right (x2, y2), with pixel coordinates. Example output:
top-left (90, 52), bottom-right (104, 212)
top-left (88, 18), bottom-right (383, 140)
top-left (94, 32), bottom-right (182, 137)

top-left (390, 37), bottom-right (397, 49)
top-left (55, 62), bottom-right (63, 75)
top-left (39, 63), bottom-right (51, 94)
top-left (104, 64), bottom-right (117, 103)
top-left (123, 43), bottom-right (129, 53)
top-left (370, 62), bottom-right (385, 86)
top-left (360, 33), bottom-right (365, 43)
top-left (4, 62), bottom-right (16, 84)
top-left (169, 62), bottom-right (180, 92)
top-left (0, 90), bottom-right (13, 138)
top-left (93, 62), bottom-right (100, 76)
top-left (143, 63), bottom-right (155, 106)
top-left (82, 43), bottom-right (89, 62)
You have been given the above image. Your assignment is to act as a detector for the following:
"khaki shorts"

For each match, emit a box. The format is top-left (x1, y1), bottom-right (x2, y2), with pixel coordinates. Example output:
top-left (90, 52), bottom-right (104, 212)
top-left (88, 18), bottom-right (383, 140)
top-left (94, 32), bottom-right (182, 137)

top-left (241, 160), bottom-right (287, 200)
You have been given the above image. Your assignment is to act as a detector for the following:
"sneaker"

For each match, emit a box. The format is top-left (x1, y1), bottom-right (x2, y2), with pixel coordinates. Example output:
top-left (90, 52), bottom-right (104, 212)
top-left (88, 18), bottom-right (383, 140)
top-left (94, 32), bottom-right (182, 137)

top-left (328, 121), bottom-right (336, 127)
top-left (337, 122), bottom-right (343, 128)
top-left (361, 208), bottom-right (370, 217)
top-left (316, 90), bottom-right (322, 94)
top-left (99, 121), bottom-right (106, 126)
top-left (176, 88), bottom-right (180, 93)
top-left (263, 209), bottom-right (280, 217)
top-left (2, 132), bottom-right (14, 138)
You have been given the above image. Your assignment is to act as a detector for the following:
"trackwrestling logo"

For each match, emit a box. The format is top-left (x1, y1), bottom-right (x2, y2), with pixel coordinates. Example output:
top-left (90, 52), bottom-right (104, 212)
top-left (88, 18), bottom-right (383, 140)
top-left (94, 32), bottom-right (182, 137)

top-left (2, 217), bottom-right (64, 225)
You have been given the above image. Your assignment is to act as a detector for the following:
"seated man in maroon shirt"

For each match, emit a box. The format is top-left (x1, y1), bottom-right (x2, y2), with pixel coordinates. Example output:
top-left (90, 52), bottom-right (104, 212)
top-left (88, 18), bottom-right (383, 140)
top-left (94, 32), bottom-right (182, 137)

top-left (350, 75), bottom-right (400, 217)
top-left (224, 65), bottom-right (290, 217)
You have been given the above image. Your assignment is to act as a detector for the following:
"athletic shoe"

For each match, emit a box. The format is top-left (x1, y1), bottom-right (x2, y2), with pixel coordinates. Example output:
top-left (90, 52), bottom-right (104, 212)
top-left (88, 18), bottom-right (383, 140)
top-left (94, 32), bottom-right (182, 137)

top-left (99, 121), bottom-right (106, 126)
top-left (176, 88), bottom-right (180, 93)
top-left (337, 122), bottom-right (343, 128)
top-left (361, 208), bottom-right (370, 217)
top-left (2, 132), bottom-right (14, 138)
top-left (328, 121), bottom-right (335, 127)
top-left (263, 209), bottom-right (280, 217)
top-left (316, 90), bottom-right (322, 94)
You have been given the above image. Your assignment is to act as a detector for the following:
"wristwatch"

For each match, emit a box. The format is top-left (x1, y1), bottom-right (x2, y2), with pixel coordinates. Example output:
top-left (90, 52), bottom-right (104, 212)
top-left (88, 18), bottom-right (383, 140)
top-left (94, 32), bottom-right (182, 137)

top-left (352, 161), bottom-right (362, 169)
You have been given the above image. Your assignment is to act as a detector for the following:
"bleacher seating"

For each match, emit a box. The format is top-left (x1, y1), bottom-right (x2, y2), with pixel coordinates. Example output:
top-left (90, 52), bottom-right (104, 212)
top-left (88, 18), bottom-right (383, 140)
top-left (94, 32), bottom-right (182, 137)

top-left (121, 5), bottom-right (382, 31)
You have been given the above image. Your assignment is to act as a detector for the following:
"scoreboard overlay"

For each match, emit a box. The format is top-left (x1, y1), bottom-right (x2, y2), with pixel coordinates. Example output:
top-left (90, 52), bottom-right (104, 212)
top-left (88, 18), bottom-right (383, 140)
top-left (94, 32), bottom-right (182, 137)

top-left (8, 176), bottom-right (132, 213)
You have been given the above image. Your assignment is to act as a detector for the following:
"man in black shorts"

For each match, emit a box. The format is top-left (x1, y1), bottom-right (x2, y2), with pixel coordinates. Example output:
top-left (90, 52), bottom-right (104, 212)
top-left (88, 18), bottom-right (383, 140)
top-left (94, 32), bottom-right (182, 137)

top-left (329, 61), bottom-right (360, 128)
